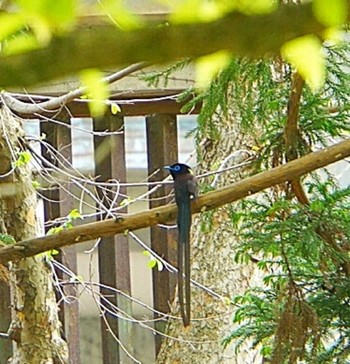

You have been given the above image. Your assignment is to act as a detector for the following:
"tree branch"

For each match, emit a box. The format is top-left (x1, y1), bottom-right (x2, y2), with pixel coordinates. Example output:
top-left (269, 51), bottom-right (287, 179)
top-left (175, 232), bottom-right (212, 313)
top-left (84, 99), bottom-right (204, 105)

top-left (1, 138), bottom-right (350, 264)
top-left (0, 62), bottom-right (148, 115)
top-left (0, 3), bottom-right (332, 88)
top-left (284, 72), bottom-right (310, 205)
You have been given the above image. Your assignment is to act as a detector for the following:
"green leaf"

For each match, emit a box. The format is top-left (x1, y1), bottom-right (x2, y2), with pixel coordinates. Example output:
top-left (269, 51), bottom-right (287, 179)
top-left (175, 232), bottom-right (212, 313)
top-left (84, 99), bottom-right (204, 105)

top-left (64, 222), bottom-right (73, 229)
top-left (80, 68), bottom-right (109, 117)
top-left (99, 0), bottom-right (142, 30)
top-left (15, 0), bottom-right (76, 31)
top-left (0, 234), bottom-right (16, 245)
top-left (281, 35), bottom-right (325, 92)
top-left (46, 226), bottom-right (64, 235)
top-left (111, 103), bottom-right (121, 115)
top-left (170, 0), bottom-right (222, 23)
top-left (13, 151), bottom-right (32, 167)
top-left (147, 259), bottom-right (157, 269)
top-left (195, 50), bottom-right (231, 89)
top-left (236, 0), bottom-right (277, 14)
top-left (0, 14), bottom-right (26, 42)
top-left (32, 180), bottom-right (41, 189)
top-left (3, 33), bottom-right (41, 55)
top-left (120, 196), bottom-right (133, 206)
top-left (313, 0), bottom-right (348, 27)
top-left (68, 208), bottom-right (82, 221)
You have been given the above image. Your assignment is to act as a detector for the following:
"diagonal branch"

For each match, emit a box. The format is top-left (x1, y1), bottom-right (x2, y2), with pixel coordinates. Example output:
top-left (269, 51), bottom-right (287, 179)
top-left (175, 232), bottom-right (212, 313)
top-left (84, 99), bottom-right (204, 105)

top-left (1, 137), bottom-right (350, 264)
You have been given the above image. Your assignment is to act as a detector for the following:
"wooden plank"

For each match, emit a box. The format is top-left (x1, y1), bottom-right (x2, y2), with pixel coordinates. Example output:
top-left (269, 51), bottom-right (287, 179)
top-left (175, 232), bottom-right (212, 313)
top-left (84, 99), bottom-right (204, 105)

top-left (93, 113), bottom-right (132, 364)
top-left (40, 113), bottom-right (80, 364)
top-left (146, 114), bottom-right (178, 353)
top-left (17, 95), bottom-right (201, 118)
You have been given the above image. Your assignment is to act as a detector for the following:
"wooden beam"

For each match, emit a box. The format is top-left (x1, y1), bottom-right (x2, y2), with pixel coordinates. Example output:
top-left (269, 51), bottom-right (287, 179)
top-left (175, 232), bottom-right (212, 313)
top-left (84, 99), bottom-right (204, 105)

top-left (13, 95), bottom-right (201, 118)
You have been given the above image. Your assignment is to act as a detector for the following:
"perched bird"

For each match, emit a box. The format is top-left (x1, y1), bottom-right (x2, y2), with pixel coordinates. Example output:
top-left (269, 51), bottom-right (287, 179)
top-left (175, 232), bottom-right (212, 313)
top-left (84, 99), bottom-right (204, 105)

top-left (164, 163), bottom-right (198, 326)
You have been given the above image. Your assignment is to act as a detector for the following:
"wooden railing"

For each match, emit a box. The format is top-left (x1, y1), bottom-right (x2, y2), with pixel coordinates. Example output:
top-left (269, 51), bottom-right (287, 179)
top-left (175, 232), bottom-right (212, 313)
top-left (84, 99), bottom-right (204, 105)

top-left (0, 98), bottom-right (198, 364)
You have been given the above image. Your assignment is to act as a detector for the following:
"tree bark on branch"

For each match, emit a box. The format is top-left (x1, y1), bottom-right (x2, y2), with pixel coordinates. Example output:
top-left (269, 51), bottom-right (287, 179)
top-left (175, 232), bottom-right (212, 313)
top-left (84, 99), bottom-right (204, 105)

top-left (0, 2), bottom-right (335, 88)
top-left (1, 137), bottom-right (350, 264)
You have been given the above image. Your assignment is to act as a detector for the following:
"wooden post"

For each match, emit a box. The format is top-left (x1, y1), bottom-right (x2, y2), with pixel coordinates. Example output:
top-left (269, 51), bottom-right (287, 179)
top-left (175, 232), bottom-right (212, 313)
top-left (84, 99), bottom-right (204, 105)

top-left (93, 113), bottom-right (132, 364)
top-left (40, 113), bottom-right (80, 364)
top-left (146, 113), bottom-right (178, 353)
top-left (0, 280), bottom-right (12, 363)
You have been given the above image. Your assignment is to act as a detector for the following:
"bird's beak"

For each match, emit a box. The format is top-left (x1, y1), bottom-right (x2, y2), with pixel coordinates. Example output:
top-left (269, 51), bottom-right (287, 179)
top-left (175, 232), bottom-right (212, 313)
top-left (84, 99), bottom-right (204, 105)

top-left (163, 166), bottom-right (171, 171)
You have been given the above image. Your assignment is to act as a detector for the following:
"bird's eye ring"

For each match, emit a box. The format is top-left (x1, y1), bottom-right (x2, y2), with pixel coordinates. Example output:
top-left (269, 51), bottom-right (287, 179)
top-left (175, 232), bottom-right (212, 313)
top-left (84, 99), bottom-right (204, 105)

top-left (173, 165), bottom-right (181, 171)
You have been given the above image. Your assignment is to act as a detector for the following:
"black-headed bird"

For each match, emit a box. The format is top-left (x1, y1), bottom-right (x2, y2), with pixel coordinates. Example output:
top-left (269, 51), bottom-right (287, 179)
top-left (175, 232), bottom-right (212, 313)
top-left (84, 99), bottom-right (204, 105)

top-left (164, 163), bottom-right (198, 326)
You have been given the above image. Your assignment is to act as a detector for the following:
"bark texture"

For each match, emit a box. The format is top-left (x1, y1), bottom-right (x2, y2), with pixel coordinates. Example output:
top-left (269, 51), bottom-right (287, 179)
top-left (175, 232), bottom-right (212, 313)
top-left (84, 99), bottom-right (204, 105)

top-left (156, 110), bottom-right (263, 363)
top-left (0, 107), bottom-right (68, 363)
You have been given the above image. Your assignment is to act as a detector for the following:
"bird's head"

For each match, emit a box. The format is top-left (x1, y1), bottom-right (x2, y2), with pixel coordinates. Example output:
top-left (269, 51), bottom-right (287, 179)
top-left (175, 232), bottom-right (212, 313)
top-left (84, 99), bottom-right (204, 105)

top-left (164, 163), bottom-right (193, 179)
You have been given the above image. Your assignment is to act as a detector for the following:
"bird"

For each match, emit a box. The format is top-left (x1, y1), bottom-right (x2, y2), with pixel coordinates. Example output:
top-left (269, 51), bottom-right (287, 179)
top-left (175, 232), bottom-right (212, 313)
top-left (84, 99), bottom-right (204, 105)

top-left (164, 163), bottom-right (198, 326)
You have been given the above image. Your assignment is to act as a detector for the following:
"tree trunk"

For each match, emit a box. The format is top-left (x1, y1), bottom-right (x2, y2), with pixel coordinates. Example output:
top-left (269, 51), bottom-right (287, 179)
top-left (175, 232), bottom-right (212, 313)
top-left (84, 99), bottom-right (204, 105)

top-left (0, 107), bottom-right (68, 363)
top-left (157, 109), bottom-right (263, 363)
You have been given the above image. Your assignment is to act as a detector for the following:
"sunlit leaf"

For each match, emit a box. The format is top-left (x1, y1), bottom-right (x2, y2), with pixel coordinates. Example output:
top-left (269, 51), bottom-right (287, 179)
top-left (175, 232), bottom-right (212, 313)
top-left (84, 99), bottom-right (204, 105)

top-left (111, 103), bottom-right (121, 115)
top-left (236, 0), bottom-right (277, 14)
top-left (281, 35), bottom-right (325, 92)
top-left (47, 226), bottom-right (64, 235)
top-left (80, 69), bottom-right (109, 117)
top-left (120, 196), bottom-right (133, 206)
top-left (313, 0), bottom-right (348, 27)
top-left (170, 0), bottom-right (222, 23)
top-left (14, 0), bottom-right (76, 31)
top-left (0, 14), bottom-right (25, 42)
top-left (32, 180), bottom-right (41, 190)
top-left (168, 0), bottom-right (276, 22)
top-left (68, 208), bottom-right (82, 221)
top-left (147, 259), bottom-right (157, 269)
top-left (323, 27), bottom-right (345, 45)
top-left (195, 50), bottom-right (231, 89)
top-left (3, 33), bottom-right (41, 55)
top-left (13, 151), bottom-right (32, 167)
top-left (99, 0), bottom-right (142, 29)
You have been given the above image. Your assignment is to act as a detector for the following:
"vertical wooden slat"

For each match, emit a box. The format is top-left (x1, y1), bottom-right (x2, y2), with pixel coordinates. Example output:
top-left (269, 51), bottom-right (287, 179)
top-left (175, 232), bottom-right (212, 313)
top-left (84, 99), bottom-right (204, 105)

top-left (93, 113), bottom-right (132, 364)
top-left (40, 114), bottom-right (80, 364)
top-left (146, 113), bottom-right (178, 353)
top-left (0, 280), bottom-right (12, 363)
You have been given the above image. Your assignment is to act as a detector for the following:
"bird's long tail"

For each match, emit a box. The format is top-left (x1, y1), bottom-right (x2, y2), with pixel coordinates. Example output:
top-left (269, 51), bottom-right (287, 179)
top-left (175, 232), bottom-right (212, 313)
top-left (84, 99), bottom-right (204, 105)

top-left (177, 197), bottom-right (191, 326)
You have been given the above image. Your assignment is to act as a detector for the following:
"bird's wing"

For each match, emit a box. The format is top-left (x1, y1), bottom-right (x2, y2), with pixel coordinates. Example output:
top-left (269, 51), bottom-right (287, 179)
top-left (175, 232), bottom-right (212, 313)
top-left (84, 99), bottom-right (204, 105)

top-left (187, 176), bottom-right (198, 198)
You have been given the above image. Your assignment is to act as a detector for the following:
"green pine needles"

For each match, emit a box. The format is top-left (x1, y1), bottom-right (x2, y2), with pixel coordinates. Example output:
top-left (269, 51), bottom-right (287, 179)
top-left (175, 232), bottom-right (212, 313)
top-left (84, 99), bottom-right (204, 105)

top-left (226, 183), bottom-right (350, 363)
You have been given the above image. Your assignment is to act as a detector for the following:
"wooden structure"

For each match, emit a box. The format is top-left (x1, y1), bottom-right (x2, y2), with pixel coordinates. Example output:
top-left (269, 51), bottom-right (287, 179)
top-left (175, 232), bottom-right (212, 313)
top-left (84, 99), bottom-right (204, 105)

top-left (0, 64), bottom-right (199, 363)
